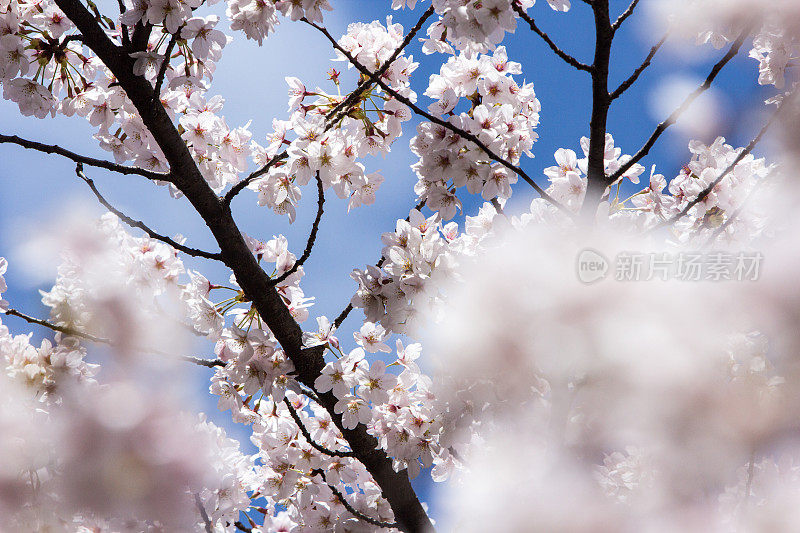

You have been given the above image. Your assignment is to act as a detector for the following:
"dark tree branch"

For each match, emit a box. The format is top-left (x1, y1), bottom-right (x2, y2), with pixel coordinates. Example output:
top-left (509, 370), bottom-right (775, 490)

top-left (117, 0), bottom-right (131, 47)
top-left (6, 306), bottom-right (223, 368)
top-left (333, 303), bottom-right (354, 331)
top-left (223, 150), bottom-right (288, 206)
top-left (304, 17), bottom-right (572, 217)
top-left (284, 398), bottom-right (357, 458)
top-left (131, 20), bottom-right (153, 53)
top-left (607, 28), bottom-right (752, 185)
top-left (226, 7), bottom-right (434, 206)
top-left (55, 0), bottom-right (432, 529)
top-left (579, 0), bottom-right (614, 218)
top-left (183, 355), bottom-right (226, 368)
top-left (610, 31), bottom-right (669, 101)
top-left (0, 134), bottom-right (170, 181)
top-left (656, 90), bottom-right (791, 231)
top-left (326, 5), bottom-right (435, 128)
top-left (271, 172), bottom-right (325, 286)
top-left (312, 469), bottom-right (399, 529)
top-left (611, 0), bottom-right (640, 32)
top-left (512, 2), bottom-right (593, 72)
top-left (153, 28), bottom-right (180, 98)
top-left (4, 308), bottom-right (105, 342)
top-left (75, 163), bottom-right (223, 260)
top-left (234, 521), bottom-right (252, 533)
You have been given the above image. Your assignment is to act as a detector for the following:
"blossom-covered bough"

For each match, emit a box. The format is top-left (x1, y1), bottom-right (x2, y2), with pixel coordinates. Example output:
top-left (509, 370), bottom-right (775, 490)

top-left (2, 0), bottom-right (800, 531)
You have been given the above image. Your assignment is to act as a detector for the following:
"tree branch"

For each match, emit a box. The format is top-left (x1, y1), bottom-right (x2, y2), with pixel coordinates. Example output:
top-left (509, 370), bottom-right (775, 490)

top-left (607, 28), bottom-right (752, 185)
top-left (311, 469), bottom-right (399, 529)
top-left (194, 493), bottom-right (214, 533)
top-left (332, 198), bottom-right (425, 330)
top-left (5, 306), bottom-right (224, 368)
top-left (75, 163), bottom-right (223, 260)
top-left (271, 172), bottom-right (325, 286)
top-left (655, 89), bottom-right (791, 231)
top-left (182, 355), bottom-right (226, 368)
top-left (303, 17), bottom-right (572, 217)
top-left (579, 0), bottom-right (614, 218)
top-left (326, 5), bottom-right (435, 128)
top-left (3, 308), bottom-right (105, 342)
top-left (512, 2), bottom-right (593, 73)
top-left (153, 28), bottom-right (180, 98)
top-left (55, 0), bottom-right (433, 529)
top-left (611, 0), bottom-right (640, 32)
top-left (283, 398), bottom-right (357, 458)
top-left (223, 150), bottom-right (288, 207)
top-left (234, 521), bottom-right (252, 533)
top-left (225, 7), bottom-right (434, 206)
top-left (610, 31), bottom-right (669, 101)
top-left (0, 134), bottom-right (170, 181)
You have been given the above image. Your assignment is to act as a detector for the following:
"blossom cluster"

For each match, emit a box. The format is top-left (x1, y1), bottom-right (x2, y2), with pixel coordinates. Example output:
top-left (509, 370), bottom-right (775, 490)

top-left (247, 17), bottom-right (417, 221)
top-left (411, 46), bottom-right (540, 219)
top-left (542, 133), bottom-right (645, 213)
top-left (417, 0), bottom-right (567, 55)
top-left (227, 0), bottom-right (332, 44)
top-left (349, 204), bottom-right (499, 337)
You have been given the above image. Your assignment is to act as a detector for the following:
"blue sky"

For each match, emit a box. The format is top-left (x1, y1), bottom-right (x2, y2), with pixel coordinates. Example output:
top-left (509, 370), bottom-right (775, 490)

top-left (0, 0), bottom-right (774, 521)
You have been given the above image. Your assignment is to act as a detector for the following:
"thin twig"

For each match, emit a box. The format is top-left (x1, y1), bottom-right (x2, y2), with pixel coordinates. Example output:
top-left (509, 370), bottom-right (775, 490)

top-left (611, 0), bottom-right (640, 32)
top-left (182, 355), bottom-right (226, 368)
top-left (153, 28), bottom-right (181, 97)
top-left (703, 170), bottom-right (771, 247)
top-left (284, 398), bottom-right (356, 457)
top-left (75, 163), bottom-right (223, 260)
top-left (608, 27), bottom-right (752, 184)
top-left (654, 89), bottom-right (791, 231)
top-left (223, 150), bottom-right (288, 206)
top-left (303, 17), bottom-right (572, 216)
top-left (332, 198), bottom-right (425, 330)
top-left (116, 0), bottom-right (130, 47)
top-left (490, 197), bottom-right (505, 215)
top-left (743, 450), bottom-right (756, 508)
top-left (4, 308), bottom-right (105, 342)
top-left (311, 469), bottom-right (399, 529)
top-left (326, 5), bottom-right (435, 128)
top-left (610, 30), bottom-right (669, 100)
top-left (234, 521), bottom-right (252, 533)
top-left (224, 7), bottom-right (435, 206)
top-left (0, 134), bottom-right (170, 181)
top-left (271, 173), bottom-right (325, 285)
top-left (194, 493), bottom-right (214, 533)
top-left (5, 307), bottom-right (224, 368)
top-left (512, 2), bottom-right (593, 72)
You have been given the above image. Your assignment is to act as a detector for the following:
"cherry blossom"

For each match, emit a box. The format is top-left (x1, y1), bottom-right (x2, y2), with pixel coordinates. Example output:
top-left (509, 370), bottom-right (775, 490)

top-left (2, 0), bottom-right (800, 530)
